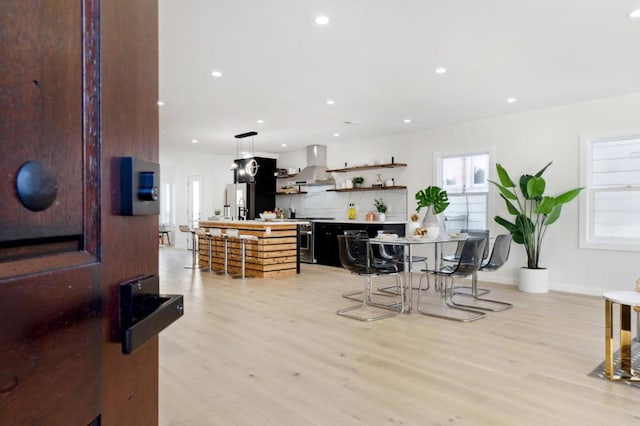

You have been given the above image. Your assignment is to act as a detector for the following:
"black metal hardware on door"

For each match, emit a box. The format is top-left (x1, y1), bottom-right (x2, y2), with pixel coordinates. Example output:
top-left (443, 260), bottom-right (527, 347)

top-left (119, 275), bottom-right (184, 354)
top-left (15, 161), bottom-right (58, 211)
top-left (119, 157), bottom-right (160, 215)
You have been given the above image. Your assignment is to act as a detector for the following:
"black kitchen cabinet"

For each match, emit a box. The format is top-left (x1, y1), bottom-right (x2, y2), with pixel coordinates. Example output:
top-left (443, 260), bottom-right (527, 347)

top-left (314, 222), bottom-right (405, 267)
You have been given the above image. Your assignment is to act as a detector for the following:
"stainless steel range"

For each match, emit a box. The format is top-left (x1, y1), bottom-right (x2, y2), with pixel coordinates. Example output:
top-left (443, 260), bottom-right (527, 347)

top-left (298, 217), bottom-right (334, 263)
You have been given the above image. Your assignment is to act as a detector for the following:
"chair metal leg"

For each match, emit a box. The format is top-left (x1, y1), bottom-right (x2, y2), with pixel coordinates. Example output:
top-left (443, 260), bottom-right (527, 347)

top-left (416, 274), bottom-right (486, 322)
top-left (344, 275), bottom-right (403, 304)
top-left (338, 274), bottom-right (404, 321)
top-left (450, 272), bottom-right (512, 312)
top-left (453, 285), bottom-right (491, 296)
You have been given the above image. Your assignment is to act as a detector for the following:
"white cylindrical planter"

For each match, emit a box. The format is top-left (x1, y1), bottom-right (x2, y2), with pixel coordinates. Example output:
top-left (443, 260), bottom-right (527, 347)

top-left (378, 213), bottom-right (386, 222)
top-left (519, 267), bottom-right (549, 293)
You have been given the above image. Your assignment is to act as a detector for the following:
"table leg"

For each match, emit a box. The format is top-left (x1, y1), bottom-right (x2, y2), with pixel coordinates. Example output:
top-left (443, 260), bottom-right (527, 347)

top-left (620, 303), bottom-right (633, 376)
top-left (405, 243), bottom-right (412, 313)
top-left (605, 299), bottom-right (614, 379)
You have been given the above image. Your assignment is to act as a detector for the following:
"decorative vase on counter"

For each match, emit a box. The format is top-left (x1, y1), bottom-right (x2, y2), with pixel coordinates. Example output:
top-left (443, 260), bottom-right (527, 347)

top-left (407, 220), bottom-right (420, 236)
top-left (421, 206), bottom-right (443, 239)
top-left (378, 212), bottom-right (386, 222)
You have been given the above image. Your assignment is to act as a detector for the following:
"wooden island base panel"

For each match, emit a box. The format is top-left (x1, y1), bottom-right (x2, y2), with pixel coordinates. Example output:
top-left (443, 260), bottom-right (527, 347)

top-left (196, 221), bottom-right (301, 278)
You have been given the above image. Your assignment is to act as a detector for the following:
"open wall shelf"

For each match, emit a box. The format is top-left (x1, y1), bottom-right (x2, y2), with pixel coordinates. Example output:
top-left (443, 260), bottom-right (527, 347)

top-left (326, 163), bottom-right (407, 173)
top-left (275, 191), bottom-right (307, 195)
top-left (326, 185), bottom-right (406, 192)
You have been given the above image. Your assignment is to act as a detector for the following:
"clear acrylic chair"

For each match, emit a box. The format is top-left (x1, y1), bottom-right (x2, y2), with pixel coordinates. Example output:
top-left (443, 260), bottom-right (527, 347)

top-left (444, 229), bottom-right (491, 296)
top-left (450, 234), bottom-right (513, 312)
top-left (417, 237), bottom-right (487, 322)
top-left (337, 234), bottom-right (405, 321)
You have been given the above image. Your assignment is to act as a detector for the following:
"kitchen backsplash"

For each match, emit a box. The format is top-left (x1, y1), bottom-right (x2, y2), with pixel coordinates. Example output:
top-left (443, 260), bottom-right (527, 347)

top-left (275, 186), bottom-right (408, 221)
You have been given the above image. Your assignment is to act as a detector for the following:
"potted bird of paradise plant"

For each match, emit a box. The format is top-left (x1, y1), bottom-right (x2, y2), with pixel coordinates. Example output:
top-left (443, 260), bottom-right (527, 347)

top-left (490, 162), bottom-right (583, 293)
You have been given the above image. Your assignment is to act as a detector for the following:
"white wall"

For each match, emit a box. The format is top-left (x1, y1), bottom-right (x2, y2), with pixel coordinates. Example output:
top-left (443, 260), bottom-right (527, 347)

top-left (159, 145), bottom-right (235, 249)
top-left (164, 92), bottom-right (640, 294)
top-left (280, 92), bottom-right (640, 295)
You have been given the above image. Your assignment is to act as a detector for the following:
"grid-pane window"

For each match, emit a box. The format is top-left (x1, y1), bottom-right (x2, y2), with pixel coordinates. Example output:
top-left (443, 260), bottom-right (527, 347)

top-left (439, 152), bottom-right (489, 230)
top-left (580, 133), bottom-right (640, 251)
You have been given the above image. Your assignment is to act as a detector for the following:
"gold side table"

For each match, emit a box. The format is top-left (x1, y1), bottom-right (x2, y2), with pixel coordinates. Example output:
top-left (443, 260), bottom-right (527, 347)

top-left (603, 291), bottom-right (640, 381)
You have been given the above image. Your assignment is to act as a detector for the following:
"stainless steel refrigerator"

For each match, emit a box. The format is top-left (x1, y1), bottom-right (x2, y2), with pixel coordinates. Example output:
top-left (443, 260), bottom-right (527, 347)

top-left (225, 183), bottom-right (254, 220)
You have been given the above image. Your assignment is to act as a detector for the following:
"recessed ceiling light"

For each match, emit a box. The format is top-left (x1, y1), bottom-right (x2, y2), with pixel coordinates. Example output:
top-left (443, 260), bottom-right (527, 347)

top-left (257, 119), bottom-right (264, 124)
top-left (435, 67), bottom-right (447, 74)
top-left (506, 98), bottom-right (517, 103)
top-left (157, 101), bottom-right (164, 106)
top-left (191, 139), bottom-right (199, 143)
top-left (326, 99), bottom-right (335, 105)
top-left (211, 70), bottom-right (223, 77)
top-left (281, 143), bottom-right (287, 147)
top-left (403, 119), bottom-right (412, 123)
top-left (315, 16), bottom-right (330, 25)
top-left (333, 133), bottom-right (340, 137)
top-left (628, 8), bottom-right (640, 18)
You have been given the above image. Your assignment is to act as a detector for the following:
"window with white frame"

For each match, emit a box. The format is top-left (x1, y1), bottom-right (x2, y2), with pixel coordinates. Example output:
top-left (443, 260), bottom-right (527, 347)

top-left (580, 132), bottom-right (640, 251)
top-left (437, 151), bottom-right (490, 230)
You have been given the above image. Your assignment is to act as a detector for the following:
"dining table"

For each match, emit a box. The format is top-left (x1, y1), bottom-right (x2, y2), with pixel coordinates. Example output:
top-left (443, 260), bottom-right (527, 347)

top-left (369, 233), bottom-right (469, 313)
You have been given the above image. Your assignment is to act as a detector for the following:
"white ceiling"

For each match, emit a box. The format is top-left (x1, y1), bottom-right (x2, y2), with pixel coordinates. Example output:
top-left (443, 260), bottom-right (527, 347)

top-left (159, 0), bottom-right (640, 156)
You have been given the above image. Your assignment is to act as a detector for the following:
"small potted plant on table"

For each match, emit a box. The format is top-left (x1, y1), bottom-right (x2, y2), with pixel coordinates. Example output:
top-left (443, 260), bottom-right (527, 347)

top-left (415, 185), bottom-right (449, 238)
top-left (352, 176), bottom-right (364, 188)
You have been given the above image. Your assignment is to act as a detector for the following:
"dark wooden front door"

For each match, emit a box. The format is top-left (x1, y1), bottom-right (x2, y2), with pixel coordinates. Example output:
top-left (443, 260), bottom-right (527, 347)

top-left (0, 1), bottom-right (160, 424)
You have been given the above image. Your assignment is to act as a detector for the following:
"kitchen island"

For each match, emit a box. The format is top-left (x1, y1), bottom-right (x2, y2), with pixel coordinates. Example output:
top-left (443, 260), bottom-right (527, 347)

top-left (197, 220), bottom-right (307, 278)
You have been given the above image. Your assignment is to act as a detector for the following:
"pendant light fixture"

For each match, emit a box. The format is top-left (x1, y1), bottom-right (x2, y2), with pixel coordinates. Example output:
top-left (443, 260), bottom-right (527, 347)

top-left (234, 131), bottom-right (259, 177)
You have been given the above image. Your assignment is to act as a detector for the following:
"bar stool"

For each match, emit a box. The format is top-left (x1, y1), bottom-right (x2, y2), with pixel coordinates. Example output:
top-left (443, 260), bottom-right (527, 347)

top-left (194, 228), bottom-right (210, 271)
top-left (225, 229), bottom-right (258, 279)
top-left (208, 228), bottom-right (227, 274)
top-left (179, 225), bottom-right (199, 269)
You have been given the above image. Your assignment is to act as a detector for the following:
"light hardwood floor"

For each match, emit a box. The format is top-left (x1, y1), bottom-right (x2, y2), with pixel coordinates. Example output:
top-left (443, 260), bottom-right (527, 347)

top-left (158, 248), bottom-right (640, 425)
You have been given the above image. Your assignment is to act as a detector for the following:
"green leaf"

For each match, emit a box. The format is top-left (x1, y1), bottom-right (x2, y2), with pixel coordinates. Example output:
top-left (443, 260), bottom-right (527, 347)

top-left (501, 194), bottom-right (520, 215)
top-left (544, 204), bottom-right (562, 225)
top-left (535, 161), bottom-right (553, 177)
top-left (525, 176), bottom-right (545, 199)
top-left (496, 163), bottom-right (515, 188)
top-left (515, 214), bottom-right (535, 238)
top-left (554, 187), bottom-right (583, 205)
top-left (415, 186), bottom-right (449, 214)
top-left (520, 175), bottom-right (533, 198)
top-left (492, 181), bottom-right (518, 200)
top-left (535, 196), bottom-right (556, 215)
top-left (494, 216), bottom-right (518, 233)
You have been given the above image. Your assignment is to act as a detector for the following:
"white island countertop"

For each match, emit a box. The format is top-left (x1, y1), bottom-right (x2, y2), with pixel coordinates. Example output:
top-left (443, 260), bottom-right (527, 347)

top-left (311, 219), bottom-right (407, 225)
top-left (199, 219), bottom-right (310, 226)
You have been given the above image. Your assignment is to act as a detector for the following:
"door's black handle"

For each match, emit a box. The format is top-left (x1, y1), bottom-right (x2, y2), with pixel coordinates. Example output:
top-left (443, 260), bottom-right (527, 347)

top-left (119, 276), bottom-right (184, 354)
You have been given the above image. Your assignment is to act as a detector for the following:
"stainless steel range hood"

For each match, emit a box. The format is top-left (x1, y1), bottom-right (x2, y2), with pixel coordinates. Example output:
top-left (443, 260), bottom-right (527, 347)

top-left (293, 145), bottom-right (335, 186)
